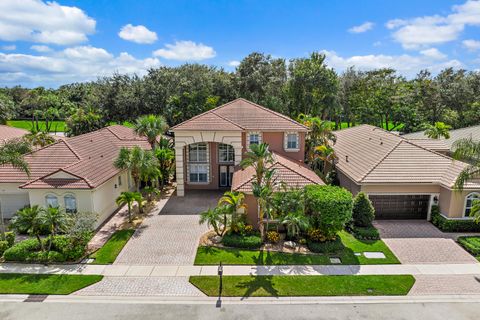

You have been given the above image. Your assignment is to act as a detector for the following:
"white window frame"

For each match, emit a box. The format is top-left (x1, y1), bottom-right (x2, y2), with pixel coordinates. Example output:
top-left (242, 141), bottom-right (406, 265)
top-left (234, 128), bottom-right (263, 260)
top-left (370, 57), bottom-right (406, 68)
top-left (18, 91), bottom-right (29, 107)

top-left (247, 132), bottom-right (262, 149)
top-left (464, 192), bottom-right (480, 218)
top-left (63, 194), bottom-right (77, 213)
top-left (187, 143), bottom-right (209, 184)
top-left (45, 194), bottom-right (59, 208)
top-left (284, 132), bottom-right (300, 151)
top-left (218, 143), bottom-right (235, 163)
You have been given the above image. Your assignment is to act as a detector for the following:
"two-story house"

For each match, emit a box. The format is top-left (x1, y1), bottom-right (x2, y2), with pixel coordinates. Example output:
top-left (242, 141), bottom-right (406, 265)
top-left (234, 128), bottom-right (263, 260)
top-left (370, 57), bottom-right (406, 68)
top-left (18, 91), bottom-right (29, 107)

top-left (171, 98), bottom-right (323, 224)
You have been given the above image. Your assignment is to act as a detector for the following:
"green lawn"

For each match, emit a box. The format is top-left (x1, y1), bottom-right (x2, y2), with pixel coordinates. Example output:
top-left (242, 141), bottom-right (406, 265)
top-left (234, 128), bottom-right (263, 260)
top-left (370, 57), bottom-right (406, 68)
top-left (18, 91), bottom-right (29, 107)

top-left (194, 231), bottom-right (399, 265)
top-left (7, 120), bottom-right (66, 132)
top-left (90, 229), bottom-right (135, 264)
top-left (336, 122), bottom-right (404, 131)
top-left (190, 275), bottom-right (415, 297)
top-left (0, 274), bottom-right (102, 295)
top-left (458, 236), bottom-right (480, 262)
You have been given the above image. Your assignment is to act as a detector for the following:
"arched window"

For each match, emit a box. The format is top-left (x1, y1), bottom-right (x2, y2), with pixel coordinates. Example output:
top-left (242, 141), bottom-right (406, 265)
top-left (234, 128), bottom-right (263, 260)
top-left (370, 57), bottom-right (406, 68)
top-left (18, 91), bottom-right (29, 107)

top-left (464, 193), bottom-right (480, 217)
top-left (64, 194), bottom-right (77, 213)
top-left (45, 194), bottom-right (59, 208)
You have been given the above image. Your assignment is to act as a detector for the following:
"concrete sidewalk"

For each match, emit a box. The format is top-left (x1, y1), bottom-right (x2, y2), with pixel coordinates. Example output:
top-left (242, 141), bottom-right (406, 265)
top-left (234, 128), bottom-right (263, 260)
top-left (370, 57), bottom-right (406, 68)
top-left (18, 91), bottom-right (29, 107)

top-left (1, 262), bottom-right (479, 277)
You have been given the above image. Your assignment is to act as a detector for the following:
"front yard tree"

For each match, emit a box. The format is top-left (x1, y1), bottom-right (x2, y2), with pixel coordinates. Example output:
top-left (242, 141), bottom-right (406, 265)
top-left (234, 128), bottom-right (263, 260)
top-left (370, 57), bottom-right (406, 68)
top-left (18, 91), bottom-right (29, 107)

top-left (281, 211), bottom-right (310, 239)
top-left (116, 192), bottom-right (137, 223)
top-left (0, 138), bottom-right (32, 176)
top-left (199, 207), bottom-right (226, 237)
top-left (134, 114), bottom-right (169, 149)
top-left (453, 138), bottom-right (480, 191)
top-left (154, 147), bottom-right (175, 188)
top-left (352, 192), bottom-right (375, 227)
top-left (424, 122), bottom-right (451, 139)
top-left (39, 206), bottom-right (70, 251)
top-left (114, 146), bottom-right (159, 192)
top-left (11, 206), bottom-right (45, 251)
top-left (218, 191), bottom-right (247, 231)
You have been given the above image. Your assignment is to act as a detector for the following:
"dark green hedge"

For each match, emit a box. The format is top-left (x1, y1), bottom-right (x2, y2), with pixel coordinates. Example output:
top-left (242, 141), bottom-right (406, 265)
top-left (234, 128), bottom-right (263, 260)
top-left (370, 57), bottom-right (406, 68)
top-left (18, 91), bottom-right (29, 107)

top-left (307, 237), bottom-right (344, 254)
top-left (431, 211), bottom-right (480, 232)
top-left (457, 236), bottom-right (480, 256)
top-left (352, 226), bottom-right (380, 240)
top-left (305, 185), bottom-right (353, 239)
top-left (222, 233), bottom-right (262, 249)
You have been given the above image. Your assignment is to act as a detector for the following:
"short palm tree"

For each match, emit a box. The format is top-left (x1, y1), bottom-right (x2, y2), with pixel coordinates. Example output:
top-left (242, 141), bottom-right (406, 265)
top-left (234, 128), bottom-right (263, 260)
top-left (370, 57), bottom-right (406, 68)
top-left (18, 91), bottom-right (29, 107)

top-left (39, 206), bottom-right (70, 250)
top-left (199, 207), bottom-right (226, 237)
top-left (132, 191), bottom-right (145, 214)
top-left (24, 129), bottom-right (55, 147)
top-left (281, 211), bottom-right (310, 239)
top-left (116, 192), bottom-right (137, 222)
top-left (424, 122), bottom-right (451, 139)
top-left (143, 186), bottom-right (160, 202)
top-left (134, 115), bottom-right (169, 149)
top-left (218, 191), bottom-right (247, 231)
top-left (314, 144), bottom-right (337, 177)
top-left (114, 146), bottom-right (159, 192)
top-left (452, 138), bottom-right (480, 191)
top-left (10, 206), bottom-right (45, 251)
top-left (0, 138), bottom-right (32, 176)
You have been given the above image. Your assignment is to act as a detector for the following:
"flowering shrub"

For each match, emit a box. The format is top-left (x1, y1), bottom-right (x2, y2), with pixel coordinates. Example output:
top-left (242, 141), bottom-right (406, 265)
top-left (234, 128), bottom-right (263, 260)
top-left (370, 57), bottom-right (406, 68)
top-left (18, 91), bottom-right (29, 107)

top-left (266, 231), bottom-right (280, 243)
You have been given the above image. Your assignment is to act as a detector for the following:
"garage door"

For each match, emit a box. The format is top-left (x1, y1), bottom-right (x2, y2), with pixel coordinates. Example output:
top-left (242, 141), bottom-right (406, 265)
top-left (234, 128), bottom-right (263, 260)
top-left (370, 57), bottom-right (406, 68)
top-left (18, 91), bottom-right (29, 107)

top-left (0, 194), bottom-right (30, 219)
top-left (369, 194), bottom-right (430, 220)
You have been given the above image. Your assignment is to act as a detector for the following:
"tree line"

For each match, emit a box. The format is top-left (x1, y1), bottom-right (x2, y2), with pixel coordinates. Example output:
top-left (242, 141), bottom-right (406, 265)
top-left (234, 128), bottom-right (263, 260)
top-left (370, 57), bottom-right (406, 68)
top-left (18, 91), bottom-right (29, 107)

top-left (1, 52), bottom-right (480, 133)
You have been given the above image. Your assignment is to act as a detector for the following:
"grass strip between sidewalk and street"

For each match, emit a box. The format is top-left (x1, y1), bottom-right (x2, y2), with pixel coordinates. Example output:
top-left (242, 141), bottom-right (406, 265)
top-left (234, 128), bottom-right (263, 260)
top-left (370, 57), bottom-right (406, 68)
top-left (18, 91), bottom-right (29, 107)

top-left (90, 229), bottom-right (135, 264)
top-left (0, 274), bottom-right (103, 295)
top-left (195, 231), bottom-right (400, 265)
top-left (190, 275), bottom-right (415, 297)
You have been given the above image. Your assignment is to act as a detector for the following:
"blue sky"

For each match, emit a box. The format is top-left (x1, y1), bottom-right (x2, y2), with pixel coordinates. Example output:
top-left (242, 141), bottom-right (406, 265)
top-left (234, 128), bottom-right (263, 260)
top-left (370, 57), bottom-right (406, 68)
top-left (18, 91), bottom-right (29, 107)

top-left (0, 0), bottom-right (479, 87)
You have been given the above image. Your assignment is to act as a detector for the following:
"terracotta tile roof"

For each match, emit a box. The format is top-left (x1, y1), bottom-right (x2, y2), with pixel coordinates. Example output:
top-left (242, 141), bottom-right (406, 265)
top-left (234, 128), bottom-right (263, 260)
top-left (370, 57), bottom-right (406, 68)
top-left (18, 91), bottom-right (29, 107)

top-left (333, 125), bottom-right (480, 189)
top-left (232, 151), bottom-right (323, 193)
top-left (171, 98), bottom-right (308, 132)
top-left (0, 125), bottom-right (28, 144)
top-left (403, 124), bottom-right (480, 150)
top-left (0, 125), bottom-right (150, 190)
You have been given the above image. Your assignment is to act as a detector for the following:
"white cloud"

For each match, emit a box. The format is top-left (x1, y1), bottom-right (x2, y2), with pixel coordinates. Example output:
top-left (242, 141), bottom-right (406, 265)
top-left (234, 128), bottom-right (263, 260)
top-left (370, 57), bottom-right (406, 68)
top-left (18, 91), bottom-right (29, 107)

top-left (1, 45), bottom-right (16, 51)
top-left (118, 24), bottom-right (158, 44)
top-left (0, 0), bottom-right (96, 45)
top-left (386, 0), bottom-right (480, 49)
top-left (0, 46), bottom-right (160, 87)
top-left (228, 60), bottom-right (240, 67)
top-left (420, 48), bottom-right (447, 60)
top-left (373, 41), bottom-right (382, 47)
top-left (463, 39), bottom-right (480, 51)
top-left (30, 45), bottom-right (52, 53)
top-left (321, 50), bottom-right (462, 78)
top-left (348, 22), bottom-right (374, 33)
top-left (153, 40), bottom-right (216, 61)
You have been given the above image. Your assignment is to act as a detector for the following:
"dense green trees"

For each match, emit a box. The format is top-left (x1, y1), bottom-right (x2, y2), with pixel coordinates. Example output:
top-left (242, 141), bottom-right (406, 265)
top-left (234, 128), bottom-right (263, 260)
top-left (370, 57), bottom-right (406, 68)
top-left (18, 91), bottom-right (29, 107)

top-left (1, 52), bottom-right (479, 133)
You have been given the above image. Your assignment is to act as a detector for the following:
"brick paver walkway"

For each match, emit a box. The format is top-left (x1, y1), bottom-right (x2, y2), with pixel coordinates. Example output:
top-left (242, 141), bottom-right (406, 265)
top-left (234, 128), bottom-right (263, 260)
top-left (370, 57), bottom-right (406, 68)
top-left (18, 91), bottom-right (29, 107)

top-left (409, 275), bottom-right (480, 295)
top-left (374, 220), bottom-right (479, 264)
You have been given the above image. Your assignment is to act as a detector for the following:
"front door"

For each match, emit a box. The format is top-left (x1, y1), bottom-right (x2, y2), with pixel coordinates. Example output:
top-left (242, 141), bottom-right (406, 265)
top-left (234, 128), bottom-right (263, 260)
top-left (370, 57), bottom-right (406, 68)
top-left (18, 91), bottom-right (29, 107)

top-left (219, 165), bottom-right (234, 188)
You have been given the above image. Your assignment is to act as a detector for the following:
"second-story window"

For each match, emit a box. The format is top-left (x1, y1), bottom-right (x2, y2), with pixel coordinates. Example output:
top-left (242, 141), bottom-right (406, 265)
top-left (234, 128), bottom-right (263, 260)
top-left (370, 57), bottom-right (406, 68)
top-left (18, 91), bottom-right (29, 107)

top-left (218, 143), bottom-right (235, 163)
top-left (188, 143), bottom-right (209, 183)
top-left (248, 132), bottom-right (261, 149)
top-left (285, 132), bottom-right (299, 150)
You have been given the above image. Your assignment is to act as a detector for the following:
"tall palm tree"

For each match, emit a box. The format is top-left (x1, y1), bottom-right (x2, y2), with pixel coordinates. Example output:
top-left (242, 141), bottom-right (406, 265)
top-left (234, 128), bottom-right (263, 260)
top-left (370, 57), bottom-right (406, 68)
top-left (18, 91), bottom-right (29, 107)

top-left (314, 144), bottom-right (338, 177)
top-left (114, 146), bottom-right (159, 192)
top-left (240, 143), bottom-right (275, 239)
top-left (0, 138), bottom-right (32, 176)
top-left (134, 115), bottom-right (169, 149)
top-left (424, 122), bottom-right (451, 139)
top-left (116, 192), bottom-right (137, 222)
top-left (154, 147), bottom-right (175, 188)
top-left (10, 206), bottom-right (45, 251)
top-left (218, 191), bottom-right (248, 231)
top-left (453, 138), bottom-right (480, 191)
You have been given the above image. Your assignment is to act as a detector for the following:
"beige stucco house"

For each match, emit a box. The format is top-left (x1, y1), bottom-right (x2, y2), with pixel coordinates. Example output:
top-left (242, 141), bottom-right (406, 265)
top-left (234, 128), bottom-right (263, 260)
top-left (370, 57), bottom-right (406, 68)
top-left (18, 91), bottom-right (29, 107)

top-left (171, 98), bottom-right (323, 224)
top-left (0, 125), bottom-right (150, 227)
top-left (333, 125), bottom-right (480, 220)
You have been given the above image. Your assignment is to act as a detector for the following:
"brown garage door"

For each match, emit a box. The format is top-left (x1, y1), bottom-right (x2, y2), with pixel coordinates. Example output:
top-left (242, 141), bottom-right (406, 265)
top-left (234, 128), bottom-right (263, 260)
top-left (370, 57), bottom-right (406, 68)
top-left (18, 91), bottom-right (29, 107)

top-left (369, 194), bottom-right (430, 220)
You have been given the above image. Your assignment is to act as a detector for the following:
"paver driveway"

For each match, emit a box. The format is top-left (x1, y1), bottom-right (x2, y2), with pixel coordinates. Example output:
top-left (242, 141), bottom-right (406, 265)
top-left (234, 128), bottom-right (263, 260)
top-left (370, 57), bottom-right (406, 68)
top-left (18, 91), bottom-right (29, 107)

top-left (374, 220), bottom-right (478, 264)
top-left (114, 190), bottom-right (222, 266)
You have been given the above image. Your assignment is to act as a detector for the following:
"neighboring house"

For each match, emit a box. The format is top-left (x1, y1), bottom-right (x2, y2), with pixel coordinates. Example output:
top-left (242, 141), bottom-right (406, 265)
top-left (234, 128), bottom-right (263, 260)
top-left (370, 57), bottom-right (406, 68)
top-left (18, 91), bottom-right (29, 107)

top-left (0, 125), bottom-right (150, 227)
top-left (0, 125), bottom-right (28, 144)
top-left (333, 125), bottom-right (480, 220)
top-left (171, 98), bottom-right (323, 224)
top-left (403, 124), bottom-right (480, 153)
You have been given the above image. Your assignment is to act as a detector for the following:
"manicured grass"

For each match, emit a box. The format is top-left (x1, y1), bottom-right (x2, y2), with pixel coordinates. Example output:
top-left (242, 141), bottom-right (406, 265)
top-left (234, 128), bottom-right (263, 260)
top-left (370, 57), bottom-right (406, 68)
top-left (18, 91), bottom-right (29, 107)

top-left (7, 120), bottom-right (66, 132)
top-left (0, 274), bottom-right (103, 294)
top-left (90, 229), bottom-right (135, 264)
top-left (458, 236), bottom-right (480, 261)
top-left (194, 231), bottom-right (400, 265)
top-left (336, 122), bottom-right (404, 131)
top-left (190, 275), bottom-right (415, 297)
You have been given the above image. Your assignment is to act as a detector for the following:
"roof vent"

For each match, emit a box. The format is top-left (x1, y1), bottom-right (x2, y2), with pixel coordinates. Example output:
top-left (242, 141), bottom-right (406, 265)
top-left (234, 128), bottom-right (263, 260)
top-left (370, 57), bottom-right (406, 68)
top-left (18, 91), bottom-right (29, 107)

top-left (345, 155), bottom-right (349, 162)
top-left (380, 138), bottom-right (383, 145)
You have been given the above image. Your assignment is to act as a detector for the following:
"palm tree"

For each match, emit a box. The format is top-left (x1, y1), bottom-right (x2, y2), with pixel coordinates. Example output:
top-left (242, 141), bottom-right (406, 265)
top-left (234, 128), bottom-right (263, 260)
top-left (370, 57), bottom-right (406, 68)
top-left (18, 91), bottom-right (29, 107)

top-left (424, 122), bottom-right (451, 139)
top-left (154, 147), bottom-right (175, 188)
top-left (199, 207), bottom-right (226, 236)
top-left (314, 144), bottom-right (338, 177)
top-left (281, 211), bottom-right (310, 239)
top-left (24, 129), bottom-right (55, 148)
top-left (10, 206), bottom-right (45, 251)
top-left (39, 206), bottom-right (70, 251)
top-left (471, 200), bottom-right (480, 223)
top-left (240, 143), bottom-right (275, 239)
top-left (452, 138), bottom-right (480, 191)
top-left (0, 138), bottom-right (32, 176)
top-left (114, 146), bottom-right (159, 192)
top-left (134, 115), bottom-right (169, 149)
top-left (143, 186), bottom-right (160, 202)
top-left (116, 192), bottom-right (137, 222)
top-left (218, 191), bottom-right (247, 231)
top-left (132, 192), bottom-right (145, 214)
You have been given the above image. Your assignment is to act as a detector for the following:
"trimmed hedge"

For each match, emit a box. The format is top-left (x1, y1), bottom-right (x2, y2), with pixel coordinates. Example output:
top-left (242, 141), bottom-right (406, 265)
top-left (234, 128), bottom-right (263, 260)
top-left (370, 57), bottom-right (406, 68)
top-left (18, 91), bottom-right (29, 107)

top-left (431, 211), bottom-right (480, 232)
top-left (0, 241), bottom-right (9, 256)
top-left (352, 226), bottom-right (380, 240)
top-left (222, 233), bottom-right (262, 249)
top-left (305, 185), bottom-right (353, 239)
top-left (307, 237), bottom-right (344, 254)
top-left (457, 237), bottom-right (480, 256)
top-left (352, 192), bottom-right (375, 227)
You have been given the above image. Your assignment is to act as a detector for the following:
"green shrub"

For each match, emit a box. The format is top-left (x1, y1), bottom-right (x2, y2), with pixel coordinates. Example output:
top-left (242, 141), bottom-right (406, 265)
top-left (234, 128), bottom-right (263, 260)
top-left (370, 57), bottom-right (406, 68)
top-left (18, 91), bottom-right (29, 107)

top-left (3, 238), bottom-right (40, 261)
top-left (352, 226), bottom-right (380, 240)
top-left (352, 192), bottom-right (375, 227)
top-left (431, 209), bottom-right (480, 232)
top-left (0, 240), bottom-right (9, 256)
top-left (457, 237), bottom-right (480, 256)
top-left (307, 237), bottom-right (344, 254)
top-left (305, 185), bottom-right (353, 239)
top-left (222, 233), bottom-right (262, 249)
top-left (3, 232), bottom-right (15, 247)
top-left (51, 235), bottom-right (87, 261)
top-left (307, 228), bottom-right (328, 242)
top-left (266, 231), bottom-right (280, 244)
